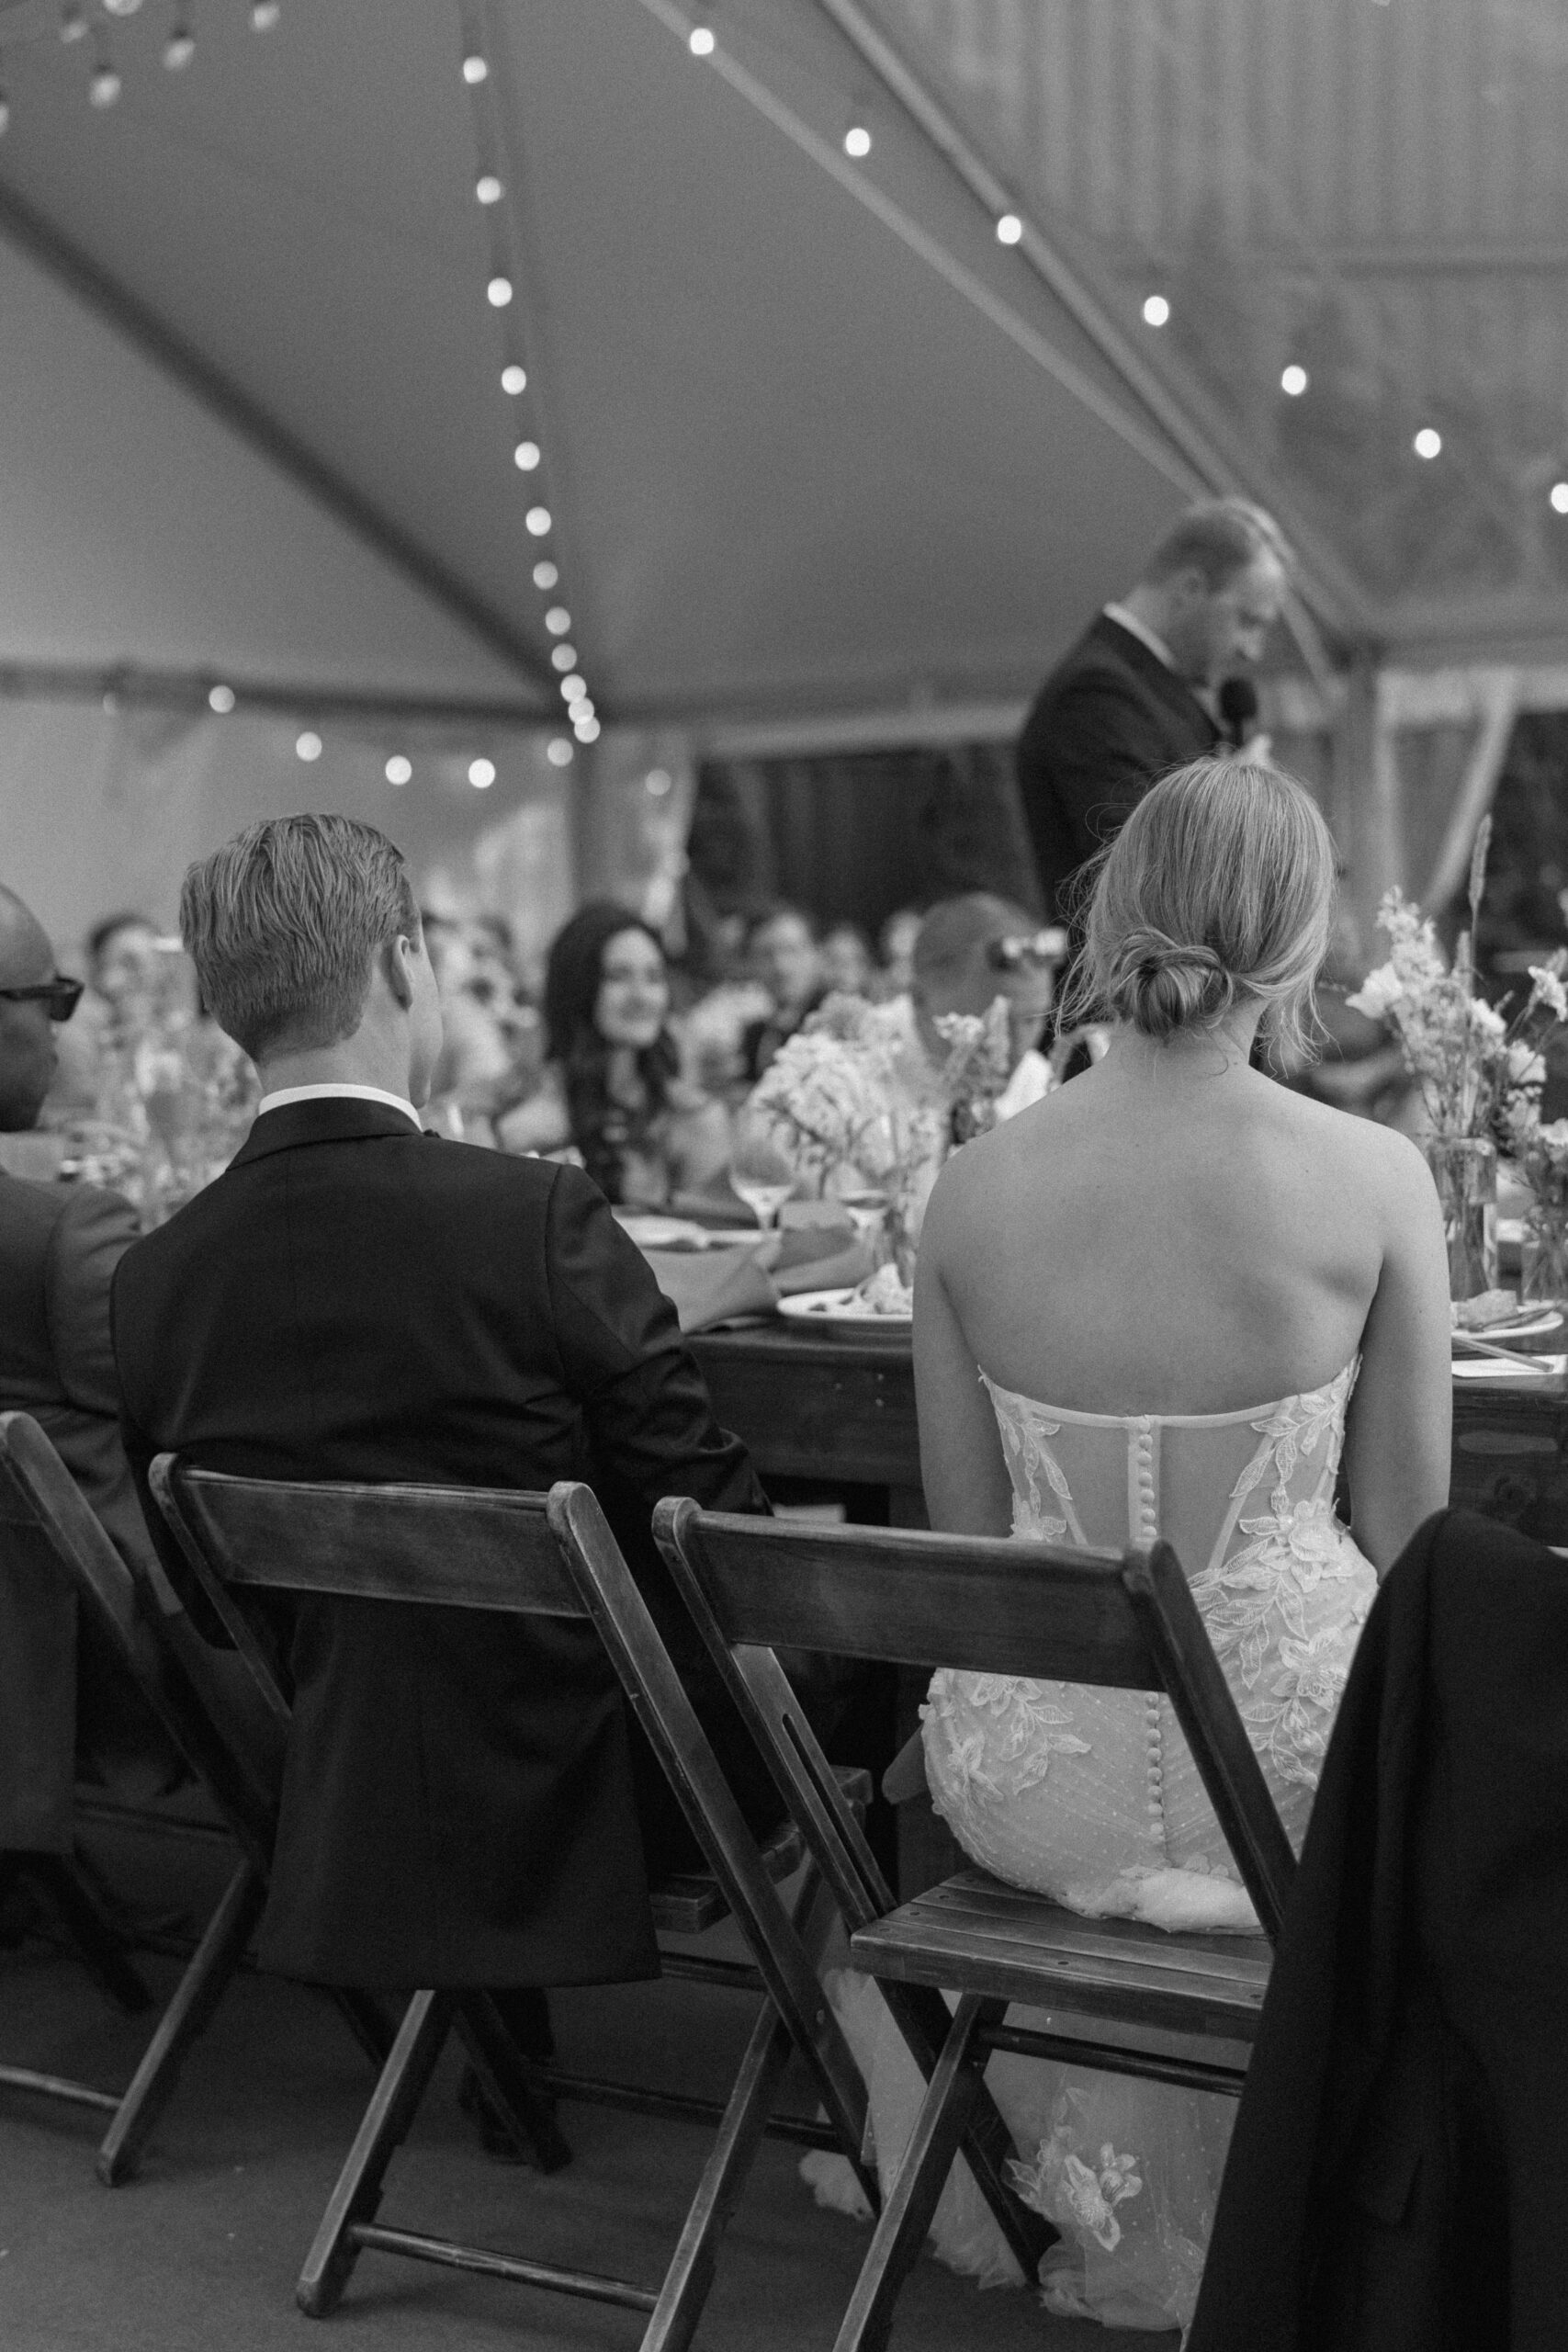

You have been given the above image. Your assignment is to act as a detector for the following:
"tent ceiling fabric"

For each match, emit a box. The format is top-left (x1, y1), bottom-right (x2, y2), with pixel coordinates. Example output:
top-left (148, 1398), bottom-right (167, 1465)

top-left (0, 0), bottom-right (1554, 723)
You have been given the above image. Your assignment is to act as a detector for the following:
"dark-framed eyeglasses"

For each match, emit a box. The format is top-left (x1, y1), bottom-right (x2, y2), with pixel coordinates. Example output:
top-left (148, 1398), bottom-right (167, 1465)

top-left (986, 928), bottom-right (1068, 973)
top-left (0, 975), bottom-right (85, 1023)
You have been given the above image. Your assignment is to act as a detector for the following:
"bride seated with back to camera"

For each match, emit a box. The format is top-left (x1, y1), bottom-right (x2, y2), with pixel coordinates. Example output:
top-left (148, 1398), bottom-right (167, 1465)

top-left (810, 756), bottom-right (1451, 2335)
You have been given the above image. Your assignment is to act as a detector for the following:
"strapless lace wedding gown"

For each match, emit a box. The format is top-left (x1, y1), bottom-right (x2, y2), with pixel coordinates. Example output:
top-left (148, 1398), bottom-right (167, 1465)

top-left (806, 1360), bottom-right (1377, 2335)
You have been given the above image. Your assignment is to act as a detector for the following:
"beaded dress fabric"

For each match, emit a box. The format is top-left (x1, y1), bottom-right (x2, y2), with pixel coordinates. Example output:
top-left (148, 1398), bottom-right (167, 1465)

top-left (891, 1357), bottom-right (1378, 2332)
top-left (922, 1358), bottom-right (1374, 1930)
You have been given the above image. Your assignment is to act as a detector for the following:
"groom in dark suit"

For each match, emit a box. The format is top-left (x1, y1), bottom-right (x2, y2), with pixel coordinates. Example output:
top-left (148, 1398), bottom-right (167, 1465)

top-left (1016, 497), bottom-right (1291, 918)
top-left (111, 815), bottom-right (773, 2004)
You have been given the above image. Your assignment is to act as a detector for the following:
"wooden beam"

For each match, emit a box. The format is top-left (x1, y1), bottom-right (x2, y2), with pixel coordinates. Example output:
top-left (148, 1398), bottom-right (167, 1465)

top-left (0, 179), bottom-right (558, 704)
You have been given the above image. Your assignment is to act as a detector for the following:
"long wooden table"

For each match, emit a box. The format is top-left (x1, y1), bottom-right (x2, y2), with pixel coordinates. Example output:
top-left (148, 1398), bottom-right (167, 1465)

top-left (691, 1322), bottom-right (1568, 1542)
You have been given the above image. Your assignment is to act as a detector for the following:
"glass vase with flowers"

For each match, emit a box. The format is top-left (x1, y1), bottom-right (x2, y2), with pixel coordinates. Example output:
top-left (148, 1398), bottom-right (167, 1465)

top-left (1347, 820), bottom-right (1568, 1303)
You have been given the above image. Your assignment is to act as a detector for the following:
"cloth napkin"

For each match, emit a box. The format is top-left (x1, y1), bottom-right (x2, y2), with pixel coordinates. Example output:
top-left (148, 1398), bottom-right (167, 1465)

top-left (646, 1220), bottom-right (874, 1334)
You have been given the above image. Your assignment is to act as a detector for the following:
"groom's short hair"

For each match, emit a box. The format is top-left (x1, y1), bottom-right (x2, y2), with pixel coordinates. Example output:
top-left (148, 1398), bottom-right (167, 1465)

top-left (180, 813), bottom-right (420, 1061)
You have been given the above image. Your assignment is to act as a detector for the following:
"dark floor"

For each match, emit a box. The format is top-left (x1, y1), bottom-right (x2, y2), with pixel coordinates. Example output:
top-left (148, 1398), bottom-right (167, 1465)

top-left (0, 1815), bottom-right (1164, 2351)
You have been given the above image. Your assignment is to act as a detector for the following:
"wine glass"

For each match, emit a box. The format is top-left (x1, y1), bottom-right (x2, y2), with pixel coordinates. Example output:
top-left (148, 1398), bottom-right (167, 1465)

top-left (730, 1121), bottom-right (796, 1231)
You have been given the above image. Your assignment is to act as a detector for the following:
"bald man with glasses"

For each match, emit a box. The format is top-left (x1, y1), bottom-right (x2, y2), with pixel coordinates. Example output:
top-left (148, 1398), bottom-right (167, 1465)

top-left (0, 885), bottom-right (154, 1589)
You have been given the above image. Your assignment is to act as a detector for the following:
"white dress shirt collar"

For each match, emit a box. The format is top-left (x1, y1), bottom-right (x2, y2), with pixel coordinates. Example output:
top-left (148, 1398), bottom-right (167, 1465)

top-left (1102, 601), bottom-right (1175, 672)
top-left (255, 1081), bottom-right (423, 1130)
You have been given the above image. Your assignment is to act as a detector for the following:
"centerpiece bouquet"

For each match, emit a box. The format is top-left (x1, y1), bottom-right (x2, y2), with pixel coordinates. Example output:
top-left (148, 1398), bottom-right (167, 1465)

top-left (746, 992), bottom-right (946, 1295)
top-left (931, 999), bottom-right (1014, 1145)
top-left (1347, 820), bottom-right (1568, 1299)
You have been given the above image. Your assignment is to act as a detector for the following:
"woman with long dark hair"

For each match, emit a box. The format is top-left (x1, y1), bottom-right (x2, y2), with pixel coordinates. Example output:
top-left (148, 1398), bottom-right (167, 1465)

top-left (497, 900), bottom-right (730, 1205)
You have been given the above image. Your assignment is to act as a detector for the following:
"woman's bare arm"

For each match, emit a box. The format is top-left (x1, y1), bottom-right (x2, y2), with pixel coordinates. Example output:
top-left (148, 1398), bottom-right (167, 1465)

top-left (1343, 1131), bottom-right (1453, 1574)
top-left (913, 1162), bottom-right (1014, 1536)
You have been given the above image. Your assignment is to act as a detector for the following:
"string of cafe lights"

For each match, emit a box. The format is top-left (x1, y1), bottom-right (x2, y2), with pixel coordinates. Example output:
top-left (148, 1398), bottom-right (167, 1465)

top-left (683, 9), bottom-right (1568, 516)
top-left (0, 2), bottom-right (283, 136)
top-left (455, 1), bottom-right (594, 776)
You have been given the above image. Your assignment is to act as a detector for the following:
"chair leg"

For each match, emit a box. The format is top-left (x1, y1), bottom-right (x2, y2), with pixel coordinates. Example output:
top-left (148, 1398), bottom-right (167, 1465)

top-left (641, 1867), bottom-right (848, 2352)
top-left (455, 1994), bottom-right (572, 2175)
top-left (25, 1854), bottom-right (153, 2015)
top-left (296, 1990), bottom-right (455, 2318)
top-left (832, 1994), bottom-right (1008, 2352)
top-left (96, 1860), bottom-right (265, 2187)
top-left (880, 1979), bottom-right (1053, 2283)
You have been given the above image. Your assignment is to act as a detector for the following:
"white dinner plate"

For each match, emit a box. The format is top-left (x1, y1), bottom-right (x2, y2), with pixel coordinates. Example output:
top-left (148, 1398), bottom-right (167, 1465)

top-left (615, 1214), bottom-right (761, 1251)
top-left (1452, 1352), bottom-right (1567, 1385)
top-left (1451, 1308), bottom-right (1563, 1343)
top-left (777, 1286), bottom-right (912, 1338)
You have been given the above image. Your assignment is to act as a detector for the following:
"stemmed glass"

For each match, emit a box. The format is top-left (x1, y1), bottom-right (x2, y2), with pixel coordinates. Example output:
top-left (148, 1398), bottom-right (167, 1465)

top-left (729, 1119), bottom-right (796, 1231)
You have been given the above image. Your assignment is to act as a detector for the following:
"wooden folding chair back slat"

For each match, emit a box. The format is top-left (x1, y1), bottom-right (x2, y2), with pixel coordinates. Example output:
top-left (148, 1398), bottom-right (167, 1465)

top-left (0, 1414), bottom-right (295, 2183)
top-left (148, 1456), bottom-right (878, 2351)
top-left (654, 1503), bottom-right (1295, 1940)
top-left (653, 1498), bottom-right (1299, 2352)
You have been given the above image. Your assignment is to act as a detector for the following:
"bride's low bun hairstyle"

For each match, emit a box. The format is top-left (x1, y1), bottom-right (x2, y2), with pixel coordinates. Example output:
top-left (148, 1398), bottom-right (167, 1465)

top-left (1059, 757), bottom-right (1337, 1060)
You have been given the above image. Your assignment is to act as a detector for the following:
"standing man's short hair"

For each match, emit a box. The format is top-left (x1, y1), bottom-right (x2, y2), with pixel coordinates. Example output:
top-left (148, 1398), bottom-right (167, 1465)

top-left (180, 814), bottom-right (419, 1061)
top-left (1142, 498), bottom-right (1292, 593)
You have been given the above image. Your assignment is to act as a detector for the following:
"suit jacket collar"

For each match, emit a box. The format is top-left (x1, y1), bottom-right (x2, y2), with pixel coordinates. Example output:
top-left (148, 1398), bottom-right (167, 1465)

top-left (231, 1096), bottom-right (435, 1168)
top-left (1089, 611), bottom-right (1219, 734)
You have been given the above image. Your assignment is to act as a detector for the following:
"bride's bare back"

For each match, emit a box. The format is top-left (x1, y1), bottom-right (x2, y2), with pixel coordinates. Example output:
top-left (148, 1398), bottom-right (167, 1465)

top-left (915, 1016), bottom-right (1452, 1571)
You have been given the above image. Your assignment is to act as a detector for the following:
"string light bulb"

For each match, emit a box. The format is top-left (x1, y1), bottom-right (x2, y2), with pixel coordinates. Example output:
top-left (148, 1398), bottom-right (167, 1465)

top-left (996, 212), bottom-right (1023, 244)
top-left (533, 560), bottom-right (558, 590)
top-left (468, 757), bottom-right (496, 789)
top-left (461, 52), bottom-right (487, 84)
top-left (545, 606), bottom-right (571, 634)
top-left (502, 364), bottom-right (526, 394)
top-left (251, 0), bottom-right (279, 26)
top-left (90, 62), bottom-right (122, 107)
top-left (164, 21), bottom-right (196, 67)
top-left (208, 684), bottom-right (235, 714)
top-left (487, 276), bottom-right (513, 308)
top-left (513, 440), bottom-right (541, 470)
top-left (547, 739), bottom-right (573, 767)
top-left (0, 90), bottom-right (11, 138)
top-left (1280, 363), bottom-right (1308, 397)
top-left (574, 718), bottom-right (601, 743)
top-left (688, 25), bottom-right (715, 55)
top-left (385, 754), bottom-right (412, 785)
top-left (559, 673), bottom-right (586, 700)
top-left (60, 6), bottom-right (88, 42)
top-left (1414, 425), bottom-right (1442, 460)
top-left (1551, 483), bottom-right (1568, 516)
top-left (844, 123), bottom-right (872, 158)
top-left (295, 730), bottom-right (322, 763)
top-left (525, 505), bottom-right (552, 536)
top-left (476, 174), bottom-right (502, 204)
top-left (103, 0), bottom-right (142, 14)
top-left (550, 644), bottom-right (577, 670)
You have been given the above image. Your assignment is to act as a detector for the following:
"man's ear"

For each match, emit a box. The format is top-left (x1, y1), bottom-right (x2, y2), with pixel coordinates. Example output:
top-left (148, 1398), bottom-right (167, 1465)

top-left (384, 933), bottom-right (418, 1011)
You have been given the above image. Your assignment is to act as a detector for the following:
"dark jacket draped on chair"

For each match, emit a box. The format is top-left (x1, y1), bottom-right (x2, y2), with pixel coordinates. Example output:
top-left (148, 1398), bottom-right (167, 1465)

top-left (110, 1098), bottom-right (770, 1992)
top-left (1188, 1507), bottom-right (1568, 2352)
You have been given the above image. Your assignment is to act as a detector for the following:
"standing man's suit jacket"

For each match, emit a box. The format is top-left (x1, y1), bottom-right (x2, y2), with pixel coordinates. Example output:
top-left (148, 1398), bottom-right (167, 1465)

top-left (0, 1170), bottom-right (150, 1846)
top-left (110, 1098), bottom-right (768, 1992)
top-left (1015, 613), bottom-right (1220, 919)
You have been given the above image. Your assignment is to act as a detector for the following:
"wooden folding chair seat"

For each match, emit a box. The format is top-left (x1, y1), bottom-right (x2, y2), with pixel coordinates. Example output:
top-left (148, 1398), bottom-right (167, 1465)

top-left (653, 1502), bottom-right (1296, 2352)
top-left (0, 1411), bottom-right (389, 2185)
top-left (151, 1456), bottom-right (881, 2351)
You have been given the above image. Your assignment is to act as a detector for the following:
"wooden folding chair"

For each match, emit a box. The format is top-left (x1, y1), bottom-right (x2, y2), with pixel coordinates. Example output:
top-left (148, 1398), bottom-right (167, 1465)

top-left (151, 1456), bottom-right (880, 2349)
top-left (0, 1410), bottom-right (389, 2184)
top-left (653, 1502), bottom-right (1297, 2352)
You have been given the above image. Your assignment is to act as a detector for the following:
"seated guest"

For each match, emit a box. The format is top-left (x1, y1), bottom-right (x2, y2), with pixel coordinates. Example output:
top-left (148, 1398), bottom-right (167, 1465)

top-left (498, 901), bottom-right (730, 1207)
top-left (874, 893), bottom-right (1066, 1125)
top-left (111, 820), bottom-right (776, 2021)
top-left (0, 887), bottom-right (171, 1785)
top-left (819, 922), bottom-right (874, 1000)
top-left (820, 760), bottom-right (1450, 2329)
top-left (740, 904), bottom-right (828, 1082)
